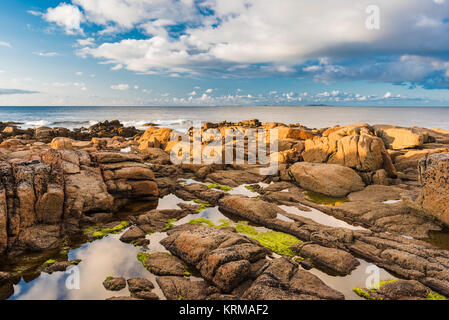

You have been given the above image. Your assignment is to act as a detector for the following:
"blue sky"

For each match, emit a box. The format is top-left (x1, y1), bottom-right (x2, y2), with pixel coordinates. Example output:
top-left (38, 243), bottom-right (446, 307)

top-left (0, 0), bottom-right (449, 106)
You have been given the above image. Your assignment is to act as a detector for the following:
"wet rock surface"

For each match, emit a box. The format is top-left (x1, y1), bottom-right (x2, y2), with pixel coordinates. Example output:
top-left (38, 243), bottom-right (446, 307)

top-left (1, 119), bottom-right (449, 301)
top-left (156, 276), bottom-right (216, 300)
top-left (291, 243), bottom-right (359, 275)
top-left (103, 276), bottom-right (126, 291)
top-left (138, 252), bottom-right (189, 276)
top-left (242, 258), bottom-right (344, 300)
top-left (161, 225), bottom-right (269, 293)
top-left (127, 277), bottom-right (159, 300)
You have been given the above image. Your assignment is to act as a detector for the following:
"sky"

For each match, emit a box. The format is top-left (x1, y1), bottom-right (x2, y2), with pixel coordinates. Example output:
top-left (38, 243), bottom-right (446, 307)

top-left (0, 0), bottom-right (449, 106)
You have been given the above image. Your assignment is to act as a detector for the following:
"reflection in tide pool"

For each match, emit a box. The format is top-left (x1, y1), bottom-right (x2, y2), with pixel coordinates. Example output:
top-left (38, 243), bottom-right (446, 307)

top-left (1, 183), bottom-right (424, 300)
top-left (308, 259), bottom-right (396, 300)
top-left (10, 233), bottom-right (156, 300)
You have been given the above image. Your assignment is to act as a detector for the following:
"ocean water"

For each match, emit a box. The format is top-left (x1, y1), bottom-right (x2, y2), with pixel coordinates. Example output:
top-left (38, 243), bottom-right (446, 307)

top-left (0, 106), bottom-right (448, 131)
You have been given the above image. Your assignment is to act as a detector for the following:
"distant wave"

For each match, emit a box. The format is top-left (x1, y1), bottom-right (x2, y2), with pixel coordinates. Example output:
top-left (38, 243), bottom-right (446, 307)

top-left (20, 118), bottom-right (191, 129)
top-left (24, 120), bottom-right (52, 127)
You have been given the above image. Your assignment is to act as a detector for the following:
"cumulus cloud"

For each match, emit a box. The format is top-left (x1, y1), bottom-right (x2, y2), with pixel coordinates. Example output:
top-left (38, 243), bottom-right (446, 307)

top-left (40, 0), bottom-right (449, 88)
top-left (44, 3), bottom-right (85, 35)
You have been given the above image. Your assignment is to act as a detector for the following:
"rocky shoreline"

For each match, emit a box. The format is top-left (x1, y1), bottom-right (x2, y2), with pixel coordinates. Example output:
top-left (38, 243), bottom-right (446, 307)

top-left (1, 119), bottom-right (449, 300)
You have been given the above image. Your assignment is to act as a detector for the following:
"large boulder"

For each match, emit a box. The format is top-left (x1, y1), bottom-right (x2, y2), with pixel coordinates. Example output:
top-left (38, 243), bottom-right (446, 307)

top-left (138, 127), bottom-right (173, 150)
top-left (417, 153), bottom-right (449, 226)
top-left (375, 126), bottom-right (424, 150)
top-left (289, 162), bottom-right (365, 197)
top-left (161, 225), bottom-right (269, 293)
top-left (51, 137), bottom-right (73, 150)
top-left (302, 124), bottom-right (395, 175)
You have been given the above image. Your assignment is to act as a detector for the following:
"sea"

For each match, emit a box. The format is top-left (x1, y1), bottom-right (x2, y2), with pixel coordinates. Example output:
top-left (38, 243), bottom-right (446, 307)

top-left (0, 106), bottom-right (449, 131)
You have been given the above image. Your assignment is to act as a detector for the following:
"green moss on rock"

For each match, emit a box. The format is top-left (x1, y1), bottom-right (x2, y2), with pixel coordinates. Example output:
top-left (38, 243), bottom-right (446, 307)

top-left (164, 218), bottom-right (177, 231)
top-left (427, 292), bottom-right (448, 300)
top-left (206, 183), bottom-right (233, 192)
top-left (43, 259), bottom-right (56, 266)
top-left (193, 199), bottom-right (211, 213)
top-left (187, 218), bottom-right (232, 229)
top-left (235, 221), bottom-right (259, 235)
top-left (249, 231), bottom-right (302, 257)
top-left (352, 287), bottom-right (382, 300)
top-left (100, 221), bottom-right (130, 234)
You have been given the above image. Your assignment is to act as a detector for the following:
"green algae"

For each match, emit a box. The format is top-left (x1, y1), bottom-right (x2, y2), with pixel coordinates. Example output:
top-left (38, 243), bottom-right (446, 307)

top-left (352, 287), bottom-right (383, 300)
top-left (84, 221), bottom-right (130, 240)
top-left (70, 259), bottom-right (82, 265)
top-left (304, 190), bottom-right (348, 206)
top-left (43, 259), bottom-right (56, 266)
top-left (354, 278), bottom-right (399, 300)
top-left (235, 221), bottom-right (259, 235)
top-left (187, 218), bottom-right (231, 229)
top-left (427, 292), bottom-right (448, 300)
top-left (193, 199), bottom-right (211, 213)
top-left (164, 219), bottom-right (177, 231)
top-left (249, 231), bottom-right (302, 257)
top-left (206, 183), bottom-right (233, 192)
top-left (92, 231), bottom-right (105, 239)
top-left (188, 217), bottom-right (216, 227)
top-left (100, 221), bottom-right (130, 234)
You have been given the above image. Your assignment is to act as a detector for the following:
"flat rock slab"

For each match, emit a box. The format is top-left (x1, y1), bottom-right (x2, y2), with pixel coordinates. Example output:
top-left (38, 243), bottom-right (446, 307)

top-left (119, 226), bottom-right (146, 243)
top-left (205, 169), bottom-right (264, 187)
top-left (156, 276), bottom-right (217, 300)
top-left (218, 195), bottom-right (282, 224)
top-left (140, 252), bottom-right (189, 276)
top-left (347, 185), bottom-right (403, 202)
top-left (242, 258), bottom-right (345, 300)
top-left (355, 279), bottom-right (431, 300)
top-left (291, 243), bottom-right (359, 275)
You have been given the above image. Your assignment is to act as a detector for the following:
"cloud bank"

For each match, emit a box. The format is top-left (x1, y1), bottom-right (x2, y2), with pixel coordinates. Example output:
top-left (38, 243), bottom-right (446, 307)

top-left (40, 0), bottom-right (449, 89)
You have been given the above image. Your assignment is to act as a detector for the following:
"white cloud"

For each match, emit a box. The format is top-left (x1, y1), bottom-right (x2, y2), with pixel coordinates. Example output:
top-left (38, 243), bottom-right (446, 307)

top-left (384, 92), bottom-right (392, 98)
top-left (33, 52), bottom-right (59, 57)
top-left (76, 71), bottom-right (83, 76)
top-left (32, 0), bottom-right (448, 88)
top-left (111, 83), bottom-right (129, 90)
top-left (76, 37), bottom-right (95, 46)
top-left (110, 64), bottom-right (123, 71)
top-left (27, 10), bottom-right (43, 16)
top-left (75, 0), bottom-right (448, 77)
top-left (44, 3), bottom-right (85, 35)
top-left (0, 41), bottom-right (12, 48)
